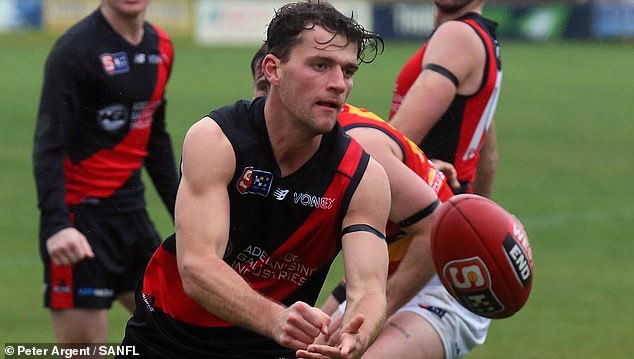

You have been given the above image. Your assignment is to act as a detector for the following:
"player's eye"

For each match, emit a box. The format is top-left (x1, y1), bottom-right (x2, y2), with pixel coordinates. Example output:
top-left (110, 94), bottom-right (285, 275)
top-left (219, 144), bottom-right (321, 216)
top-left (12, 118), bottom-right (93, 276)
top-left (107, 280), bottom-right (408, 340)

top-left (314, 63), bottom-right (328, 72)
top-left (343, 68), bottom-right (357, 79)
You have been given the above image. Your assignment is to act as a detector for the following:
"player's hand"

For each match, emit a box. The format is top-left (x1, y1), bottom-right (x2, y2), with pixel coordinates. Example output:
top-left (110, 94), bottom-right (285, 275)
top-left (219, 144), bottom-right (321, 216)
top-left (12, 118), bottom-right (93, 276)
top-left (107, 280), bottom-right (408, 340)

top-left (297, 314), bottom-right (365, 359)
top-left (271, 301), bottom-right (331, 350)
top-left (431, 159), bottom-right (460, 189)
top-left (46, 227), bottom-right (95, 266)
top-left (314, 309), bottom-right (343, 346)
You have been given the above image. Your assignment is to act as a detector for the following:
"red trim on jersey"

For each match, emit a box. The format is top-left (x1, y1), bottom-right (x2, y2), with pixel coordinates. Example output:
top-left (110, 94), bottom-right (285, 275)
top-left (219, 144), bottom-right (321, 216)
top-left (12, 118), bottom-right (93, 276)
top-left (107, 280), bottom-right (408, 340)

top-left (453, 18), bottom-right (499, 183)
top-left (64, 27), bottom-right (174, 204)
top-left (144, 140), bottom-right (366, 327)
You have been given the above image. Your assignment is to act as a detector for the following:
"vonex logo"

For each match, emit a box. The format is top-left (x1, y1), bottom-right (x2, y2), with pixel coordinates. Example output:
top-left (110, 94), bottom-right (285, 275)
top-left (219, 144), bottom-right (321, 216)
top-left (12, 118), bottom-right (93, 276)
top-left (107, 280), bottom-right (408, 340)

top-left (100, 52), bottom-right (130, 75)
top-left (293, 192), bottom-right (335, 210)
top-left (442, 257), bottom-right (504, 315)
top-left (236, 167), bottom-right (273, 197)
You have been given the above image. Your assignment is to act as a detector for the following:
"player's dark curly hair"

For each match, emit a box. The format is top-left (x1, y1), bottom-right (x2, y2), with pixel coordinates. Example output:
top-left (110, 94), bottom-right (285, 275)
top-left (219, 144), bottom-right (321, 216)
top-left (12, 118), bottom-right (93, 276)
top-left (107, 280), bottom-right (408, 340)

top-left (265, 0), bottom-right (383, 64)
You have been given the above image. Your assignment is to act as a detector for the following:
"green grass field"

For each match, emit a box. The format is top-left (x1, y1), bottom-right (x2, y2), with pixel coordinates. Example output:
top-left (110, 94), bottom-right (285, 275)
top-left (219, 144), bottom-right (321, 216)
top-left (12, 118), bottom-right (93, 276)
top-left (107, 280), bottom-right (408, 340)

top-left (1, 32), bottom-right (633, 358)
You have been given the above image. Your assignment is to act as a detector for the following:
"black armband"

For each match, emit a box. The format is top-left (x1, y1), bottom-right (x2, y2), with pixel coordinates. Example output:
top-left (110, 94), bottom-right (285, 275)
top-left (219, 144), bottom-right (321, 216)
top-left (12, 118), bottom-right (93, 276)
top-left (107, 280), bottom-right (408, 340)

top-left (423, 63), bottom-right (459, 87)
top-left (331, 281), bottom-right (347, 304)
top-left (398, 199), bottom-right (440, 228)
top-left (342, 224), bottom-right (386, 241)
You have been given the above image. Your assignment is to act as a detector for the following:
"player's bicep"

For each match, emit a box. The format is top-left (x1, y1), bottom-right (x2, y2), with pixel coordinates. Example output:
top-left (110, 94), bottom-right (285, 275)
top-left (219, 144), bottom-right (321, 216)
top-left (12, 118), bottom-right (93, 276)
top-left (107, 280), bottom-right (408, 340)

top-left (423, 21), bottom-right (485, 95)
top-left (342, 157), bottom-right (390, 236)
top-left (422, 21), bottom-right (476, 87)
top-left (389, 69), bottom-right (456, 144)
top-left (176, 117), bottom-right (235, 259)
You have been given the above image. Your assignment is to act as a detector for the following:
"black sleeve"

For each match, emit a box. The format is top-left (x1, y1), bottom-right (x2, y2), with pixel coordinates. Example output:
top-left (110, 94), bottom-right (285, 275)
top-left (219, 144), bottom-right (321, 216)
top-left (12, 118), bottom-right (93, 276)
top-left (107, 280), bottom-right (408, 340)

top-left (145, 99), bottom-right (179, 220)
top-left (33, 39), bottom-right (84, 242)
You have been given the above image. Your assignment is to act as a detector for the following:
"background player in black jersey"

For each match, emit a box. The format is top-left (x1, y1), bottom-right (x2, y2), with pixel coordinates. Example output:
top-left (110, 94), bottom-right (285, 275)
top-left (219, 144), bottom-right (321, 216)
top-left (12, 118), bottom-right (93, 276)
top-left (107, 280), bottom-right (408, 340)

top-left (119, 2), bottom-right (390, 359)
top-left (389, 0), bottom-right (501, 199)
top-left (33, 0), bottom-right (178, 344)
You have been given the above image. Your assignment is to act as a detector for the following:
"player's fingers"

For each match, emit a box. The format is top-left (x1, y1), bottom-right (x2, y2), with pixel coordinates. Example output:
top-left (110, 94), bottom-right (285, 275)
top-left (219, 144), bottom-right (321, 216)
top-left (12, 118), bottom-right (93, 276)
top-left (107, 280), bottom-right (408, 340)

top-left (284, 323), bottom-right (320, 347)
top-left (339, 337), bottom-right (360, 358)
top-left (342, 314), bottom-right (364, 334)
top-left (277, 333), bottom-right (313, 351)
top-left (295, 348), bottom-right (332, 359)
top-left (293, 302), bottom-right (331, 336)
top-left (79, 237), bottom-right (95, 258)
top-left (326, 326), bottom-right (342, 346)
top-left (301, 344), bottom-right (343, 358)
top-left (67, 239), bottom-right (90, 263)
top-left (50, 250), bottom-right (72, 266)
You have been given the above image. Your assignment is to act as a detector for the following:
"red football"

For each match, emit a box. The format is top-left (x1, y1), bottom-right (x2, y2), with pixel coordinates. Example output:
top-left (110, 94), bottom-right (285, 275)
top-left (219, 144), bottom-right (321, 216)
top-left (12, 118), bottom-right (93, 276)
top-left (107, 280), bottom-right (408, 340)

top-left (431, 194), bottom-right (534, 319)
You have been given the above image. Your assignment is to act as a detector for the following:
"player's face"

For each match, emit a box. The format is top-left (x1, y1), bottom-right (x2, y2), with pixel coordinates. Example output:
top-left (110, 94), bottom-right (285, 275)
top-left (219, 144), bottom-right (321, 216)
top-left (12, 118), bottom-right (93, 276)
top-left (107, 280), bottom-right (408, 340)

top-left (275, 26), bottom-right (358, 134)
top-left (102, 0), bottom-right (150, 18)
top-left (434, 0), bottom-right (478, 13)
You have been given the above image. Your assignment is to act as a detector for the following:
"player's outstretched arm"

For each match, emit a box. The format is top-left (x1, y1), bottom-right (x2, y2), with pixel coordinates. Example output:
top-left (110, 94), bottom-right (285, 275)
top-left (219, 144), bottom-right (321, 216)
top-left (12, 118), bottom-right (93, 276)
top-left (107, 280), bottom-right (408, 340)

top-left (299, 158), bottom-right (390, 359)
top-left (346, 127), bottom-right (439, 316)
top-left (175, 118), bottom-right (330, 350)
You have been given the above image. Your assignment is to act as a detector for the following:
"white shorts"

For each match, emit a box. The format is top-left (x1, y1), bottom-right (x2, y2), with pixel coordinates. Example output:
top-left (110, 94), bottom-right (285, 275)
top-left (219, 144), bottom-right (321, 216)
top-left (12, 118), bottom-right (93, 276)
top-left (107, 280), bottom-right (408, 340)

top-left (396, 277), bottom-right (491, 358)
top-left (338, 276), bottom-right (490, 359)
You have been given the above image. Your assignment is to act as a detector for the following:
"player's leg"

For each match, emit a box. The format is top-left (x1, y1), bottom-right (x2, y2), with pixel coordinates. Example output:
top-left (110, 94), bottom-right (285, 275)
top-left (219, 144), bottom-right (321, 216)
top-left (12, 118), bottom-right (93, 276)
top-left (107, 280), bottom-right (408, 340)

top-left (367, 280), bottom-right (490, 359)
top-left (363, 311), bottom-right (445, 359)
top-left (44, 258), bottom-right (114, 343)
top-left (50, 309), bottom-right (108, 343)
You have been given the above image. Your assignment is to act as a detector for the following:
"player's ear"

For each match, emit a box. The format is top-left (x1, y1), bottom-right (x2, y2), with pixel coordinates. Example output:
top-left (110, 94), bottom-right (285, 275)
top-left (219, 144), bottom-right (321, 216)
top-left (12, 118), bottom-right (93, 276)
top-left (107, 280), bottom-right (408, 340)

top-left (262, 54), bottom-right (281, 86)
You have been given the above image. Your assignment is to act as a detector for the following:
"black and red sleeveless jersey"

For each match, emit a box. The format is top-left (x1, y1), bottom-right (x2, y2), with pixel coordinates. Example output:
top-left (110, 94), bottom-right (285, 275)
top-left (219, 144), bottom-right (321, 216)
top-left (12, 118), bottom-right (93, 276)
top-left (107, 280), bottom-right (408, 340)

top-left (340, 104), bottom-right (453, 274)
top-left (138, 97), bottom-right (370, 356)
top-left (389, 12), bottom-right (501, 185)
top-left (34, 9), bottom-right (178, 242)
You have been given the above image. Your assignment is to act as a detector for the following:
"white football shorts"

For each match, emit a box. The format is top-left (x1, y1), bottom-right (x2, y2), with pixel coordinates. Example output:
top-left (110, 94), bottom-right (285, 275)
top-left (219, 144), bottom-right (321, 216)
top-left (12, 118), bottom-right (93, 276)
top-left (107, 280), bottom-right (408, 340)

top-left (395, 276), bottom-right (491, 358)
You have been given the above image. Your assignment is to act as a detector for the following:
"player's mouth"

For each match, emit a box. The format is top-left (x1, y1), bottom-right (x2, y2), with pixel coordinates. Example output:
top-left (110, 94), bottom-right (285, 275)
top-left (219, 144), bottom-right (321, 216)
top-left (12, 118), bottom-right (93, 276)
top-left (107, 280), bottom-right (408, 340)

top-left (316, 99), bottom-right (342, 112)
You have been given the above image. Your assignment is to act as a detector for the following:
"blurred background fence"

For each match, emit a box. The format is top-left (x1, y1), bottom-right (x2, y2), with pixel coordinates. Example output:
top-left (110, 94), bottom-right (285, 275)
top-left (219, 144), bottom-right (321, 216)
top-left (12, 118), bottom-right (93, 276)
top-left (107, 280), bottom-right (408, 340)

top-left (1, 0), bottom-right (633, 43)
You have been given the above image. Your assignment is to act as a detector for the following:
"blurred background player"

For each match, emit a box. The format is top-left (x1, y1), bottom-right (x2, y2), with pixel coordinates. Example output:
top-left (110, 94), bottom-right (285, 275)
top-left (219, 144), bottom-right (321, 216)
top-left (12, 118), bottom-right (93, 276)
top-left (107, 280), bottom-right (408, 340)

top-left (119, 2), bottom-right (390, 358)
top-left (389, 0), bottom-right (502, 198)
top-left (250, 41), bottom-right (491, 358)
top-left (33, 0), bottom-right (178, 343)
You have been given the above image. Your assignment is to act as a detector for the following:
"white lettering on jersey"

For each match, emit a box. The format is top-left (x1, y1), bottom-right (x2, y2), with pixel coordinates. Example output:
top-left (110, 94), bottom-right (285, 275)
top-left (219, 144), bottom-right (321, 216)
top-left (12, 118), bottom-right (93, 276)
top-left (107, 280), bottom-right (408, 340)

top-left (293, 192), bottom-right (335, 209)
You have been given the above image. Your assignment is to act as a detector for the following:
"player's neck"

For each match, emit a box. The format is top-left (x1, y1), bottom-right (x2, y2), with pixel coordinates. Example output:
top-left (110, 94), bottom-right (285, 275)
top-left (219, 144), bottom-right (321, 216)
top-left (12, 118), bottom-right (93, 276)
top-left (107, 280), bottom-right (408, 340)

top-left (434, 4), bottom-right (483, 28)
top-left (264, 99), bottom-right (322, 177)
top-left (100, 7), bottom-right (145, 46)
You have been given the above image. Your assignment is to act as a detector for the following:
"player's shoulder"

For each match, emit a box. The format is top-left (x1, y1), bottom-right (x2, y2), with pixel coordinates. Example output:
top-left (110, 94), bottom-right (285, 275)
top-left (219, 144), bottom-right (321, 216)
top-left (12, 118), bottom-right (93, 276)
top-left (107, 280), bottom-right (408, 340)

top-left (146, 22), bottom-right (173, 44)
top-left (363, 154), bottom-right (390, 187)
top-left (51, 11), bottom-right (100, 54)
top-left (433, 19), bottom-right (481, 44)
top-left (428, 18), bottom-right (483, 57)
top-left (184, 116), bottom-right (233, 158)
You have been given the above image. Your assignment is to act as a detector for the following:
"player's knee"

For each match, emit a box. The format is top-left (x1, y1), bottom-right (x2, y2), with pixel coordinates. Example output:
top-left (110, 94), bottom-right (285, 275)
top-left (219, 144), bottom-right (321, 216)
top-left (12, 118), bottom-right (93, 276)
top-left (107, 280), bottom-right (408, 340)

top-left (50, 309), bottom-right (108, 343)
